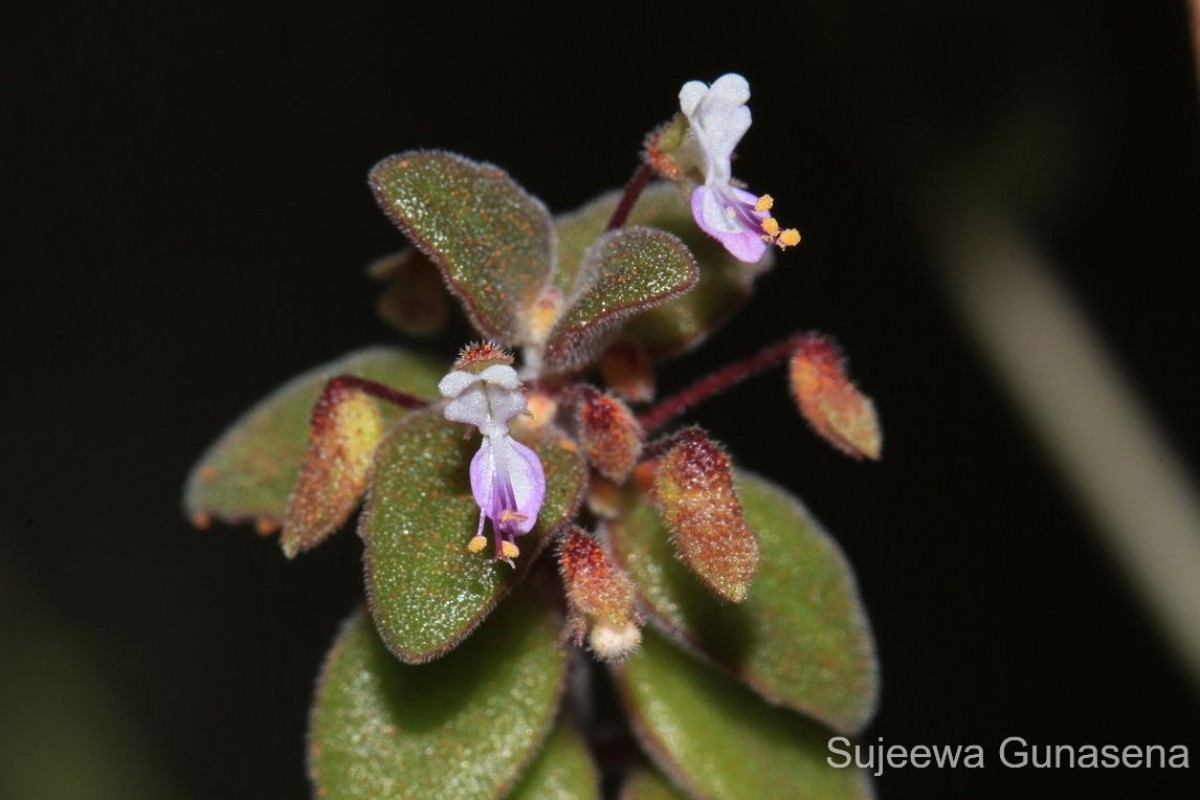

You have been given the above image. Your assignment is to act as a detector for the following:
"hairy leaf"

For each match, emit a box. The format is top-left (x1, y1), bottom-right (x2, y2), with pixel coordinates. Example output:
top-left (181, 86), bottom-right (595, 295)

top-left (507, 718), bottom-right (600, 800)
top-left (554, 184), bottom-right (769, 359)
top-left (613, 628), bottom-right (874, 800)
top-left (184, 347), bottom-right (441, 529)
top-left (619, 767), bottom-right (690, 800)
top-left (609, 472), bottom-right (879, 734)
top-left (362, 409), bottom-right (586, 663)
top-left (542, 227), bottom-right (697, 373)
top-left (370, 151), bottom-right (554, 344)
top-left (309, 591), bottom-right (565, 800)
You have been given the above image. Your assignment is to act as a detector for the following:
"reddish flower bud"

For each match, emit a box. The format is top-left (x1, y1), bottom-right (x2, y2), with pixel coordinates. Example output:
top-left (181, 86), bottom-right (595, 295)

top-left (577, 387), bottom-right (644, 483)
top-left (789, 333), bottom-right (882, 461)
top-left (557, 527), bottom-right (642, 661)
top-left (653, 428), bottom-right (758, 602)
top-left (600, 341), bottom-right (656, 403)
top-left (281, 379), bottom-right (385, 558)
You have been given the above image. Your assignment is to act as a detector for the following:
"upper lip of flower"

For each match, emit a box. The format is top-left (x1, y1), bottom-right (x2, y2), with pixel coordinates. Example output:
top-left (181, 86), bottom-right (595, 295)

top-left (679, 73), bottom-right (752, 188)
top-left (677, 73), bottom-right (800, 263)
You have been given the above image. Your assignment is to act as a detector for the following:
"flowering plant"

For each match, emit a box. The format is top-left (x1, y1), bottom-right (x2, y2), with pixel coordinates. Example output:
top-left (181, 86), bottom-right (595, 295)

top-left (185, 73), bottom-right (882, 799)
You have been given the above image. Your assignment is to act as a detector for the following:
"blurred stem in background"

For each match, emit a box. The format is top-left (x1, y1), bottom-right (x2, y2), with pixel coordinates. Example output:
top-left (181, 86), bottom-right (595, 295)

top-left (932, 213), bottom-right (1200, 692)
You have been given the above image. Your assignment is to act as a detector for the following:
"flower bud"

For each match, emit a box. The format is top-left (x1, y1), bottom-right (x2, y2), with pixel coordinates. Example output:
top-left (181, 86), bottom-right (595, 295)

top-left (557, 527), bottom-right (642, 661)
top-left (600, 341), bottom-right (655, 403)
top-left (789, 333), bottom-right (882, 461)
top-left (281, 381), bottom-right (385, 558)
top-left (653, 428), bottom-right (758, 602)
top-left (576, 387), bottom-right (644, 483)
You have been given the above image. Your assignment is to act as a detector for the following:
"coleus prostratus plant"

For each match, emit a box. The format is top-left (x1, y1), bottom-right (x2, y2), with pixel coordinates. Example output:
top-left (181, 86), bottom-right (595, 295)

top-left (185, 73), bottom-right (883, 799)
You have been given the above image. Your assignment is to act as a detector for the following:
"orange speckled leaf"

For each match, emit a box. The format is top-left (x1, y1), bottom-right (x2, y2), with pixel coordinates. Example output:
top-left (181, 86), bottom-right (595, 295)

top-left (361, 409), bottom-right (585, 663)
top-left (183, 347), bottom-right (443, 531)
top-left (309, 589), bottom-right (565, 800)
top-left (369, 151), bottom-right (554, 345)
top-left (281, 382), bottom-right (384, 558)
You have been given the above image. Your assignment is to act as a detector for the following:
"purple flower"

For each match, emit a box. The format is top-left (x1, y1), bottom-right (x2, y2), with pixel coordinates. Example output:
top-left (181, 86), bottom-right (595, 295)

top-left (679, 73), bottom-right (800, 262)
top-left (469, 434), bottom-right (546, 563)
top-left (438, 361), bottom-right (547, 564)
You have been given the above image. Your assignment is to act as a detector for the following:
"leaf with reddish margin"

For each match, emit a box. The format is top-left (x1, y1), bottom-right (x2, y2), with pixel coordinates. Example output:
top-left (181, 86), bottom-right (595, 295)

top-left (361, 409), bottom-right (586, 663)
top-left (308, 589), bottom-right (565, 800)
top-left (613, 628), bottom-right (875, 800)
top-left (608, 472), bottom-right (879, 735)
top-left (553, 184), bottom-right (770, 360)
top-left (542, 226), bottom-right (698, 373)
top-left (369, 151), bottom-right (555, 345)
top-left (183, 347), bottom-right (442, 530)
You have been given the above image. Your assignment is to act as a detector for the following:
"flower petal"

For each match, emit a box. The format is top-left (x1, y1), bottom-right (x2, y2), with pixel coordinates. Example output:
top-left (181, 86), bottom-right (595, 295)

top-left (469, 435), bottom-right (547, 536)
top-left (505, 437), bottom-right (547, 534)
top-left (691, 187), bottom-right (769, 263)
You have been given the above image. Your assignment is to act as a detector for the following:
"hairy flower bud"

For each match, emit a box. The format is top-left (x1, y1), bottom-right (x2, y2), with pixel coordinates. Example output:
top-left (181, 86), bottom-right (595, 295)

top-left (577, 387), bottom-right (644, 483)
top-left (600, 341), bottom-right (656, 403)
top-left (652, 428), bottom-right (758, 602)
top-left (557, 527), bottom-right (642, 661)
top-left (789, 333), bottom-right (882, 461)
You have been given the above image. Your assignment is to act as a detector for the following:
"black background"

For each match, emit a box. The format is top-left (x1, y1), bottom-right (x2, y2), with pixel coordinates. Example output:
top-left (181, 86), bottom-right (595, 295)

top-left (5, 2), bottom-right (1199, 798)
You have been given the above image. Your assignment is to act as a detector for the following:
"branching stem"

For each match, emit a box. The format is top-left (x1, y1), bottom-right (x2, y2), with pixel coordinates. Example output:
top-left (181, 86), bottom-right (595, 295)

top-left (638, 333), bottom-right (806, 433)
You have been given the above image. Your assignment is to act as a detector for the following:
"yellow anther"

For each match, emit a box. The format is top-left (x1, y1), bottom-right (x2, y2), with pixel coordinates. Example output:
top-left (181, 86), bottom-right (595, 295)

top-left (500, 540), bottom-right (520, 560)
top-left (467, 535), bottom-right (487, 554)
top-left (778, 229), bottom-right (802, 248)
top-left (754, 194), bottom-right (774, 212)
top-left (499, 509), bottom-right (528, 525)
top-left (760, 217), bottom-right (780, 238)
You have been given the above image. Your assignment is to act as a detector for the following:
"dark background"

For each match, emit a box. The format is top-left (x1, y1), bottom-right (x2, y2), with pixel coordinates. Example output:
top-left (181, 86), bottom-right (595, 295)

top-left (5, 1), bottom-right (1199, 798)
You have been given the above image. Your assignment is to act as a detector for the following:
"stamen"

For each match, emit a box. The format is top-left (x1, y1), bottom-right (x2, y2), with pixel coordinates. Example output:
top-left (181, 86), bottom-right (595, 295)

top-left (754, 194), bottom-right (774, 212)
top-left (779, 229), bottom-right (801, 248)
top-left (500, 541), bottom-right (520, 560)
top-left (467, 535), bottom-right (487, 553)
top-left (498, 509), bottom-right (528, 525)
top-left (761, 217), bottom-right (780, 238)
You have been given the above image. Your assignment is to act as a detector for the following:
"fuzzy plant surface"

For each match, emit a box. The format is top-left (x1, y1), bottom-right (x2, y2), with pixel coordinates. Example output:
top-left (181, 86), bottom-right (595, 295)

top-left (185, 73), bottom-right (884, 800)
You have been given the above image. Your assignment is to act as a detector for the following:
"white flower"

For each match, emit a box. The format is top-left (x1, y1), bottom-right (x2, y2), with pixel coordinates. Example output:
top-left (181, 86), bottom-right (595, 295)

top-left (679, 73), bottom-right (800, 262)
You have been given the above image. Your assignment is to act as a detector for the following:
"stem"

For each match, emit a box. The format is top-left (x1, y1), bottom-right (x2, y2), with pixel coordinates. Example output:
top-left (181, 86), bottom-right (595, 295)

top-left (605, 163), bottom-right (653, 231)
top-left (324, 374), bottom-right (428, 410)
top-left (638, 334), bottom-right (805, 433)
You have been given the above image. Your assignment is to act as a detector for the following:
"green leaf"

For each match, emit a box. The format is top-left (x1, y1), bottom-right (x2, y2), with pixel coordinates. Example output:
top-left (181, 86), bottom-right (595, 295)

top-left (369, 151), bottom-right (555, 344)
top-left (541, 227), bottom-right (698, 373)
top-left (608, 472), bottom-right (878, 735)
top-left (309, 590), bottom-right (566, 800)
top-left (362, 409), bottom-right (586, 663)
top-left (613, 628), bottom-right (874, 800)
top-left (619, 767), bottom-right (690, 800)
top-left (506, 718), bottom-right (599, 800)
top-left (184, 347), bottom-right (442, 528)
top-left (553, 184), bottom-right (769, 359)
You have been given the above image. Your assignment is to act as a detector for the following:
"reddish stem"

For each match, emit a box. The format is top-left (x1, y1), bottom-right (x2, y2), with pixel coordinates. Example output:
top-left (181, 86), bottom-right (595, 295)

top-left (323, 374), bottom-right (428, 409)
top-left (638, 333), bottom-right (805, 433)
top-left (605, 163), bottom-right (654, 231)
